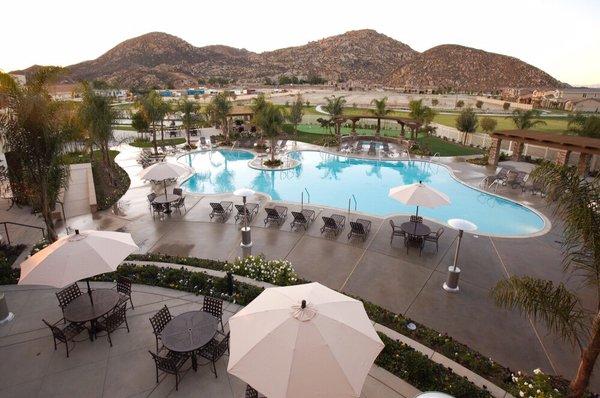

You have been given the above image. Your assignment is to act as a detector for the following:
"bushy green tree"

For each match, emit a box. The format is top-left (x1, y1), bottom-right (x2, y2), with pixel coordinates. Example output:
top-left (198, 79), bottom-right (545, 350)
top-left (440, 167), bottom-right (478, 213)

top-left (287, 95), bottom-right (304, 136)
top-left (480, 116), bottom-right (498, 133)
top-left (455, 107), bottom-right (478, 145)
top-left (137, 91), bottom-right (166, 154)
top-left (568, 113), bottom-right (600, 138)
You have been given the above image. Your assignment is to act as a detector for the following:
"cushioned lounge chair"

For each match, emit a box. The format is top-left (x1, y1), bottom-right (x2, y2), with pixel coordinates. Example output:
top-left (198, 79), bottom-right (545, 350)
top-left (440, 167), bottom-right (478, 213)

top-left (264, 206), bottom-right (288, 226)
top-left (209, 201), bottom-right (233, 221)
top-left (320, 214), bottom-right (346, 236)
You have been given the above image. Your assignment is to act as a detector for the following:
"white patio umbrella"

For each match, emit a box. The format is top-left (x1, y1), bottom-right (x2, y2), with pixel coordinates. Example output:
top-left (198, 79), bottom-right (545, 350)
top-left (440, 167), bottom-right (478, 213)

top-left (138, 161), bottom-right (190, 196)
top-left (388, 180), bottom-right (450, 218)
top-left (18, 230), bottom-right (138, 304)
top-left (227, 282), bottom-right (384, 398)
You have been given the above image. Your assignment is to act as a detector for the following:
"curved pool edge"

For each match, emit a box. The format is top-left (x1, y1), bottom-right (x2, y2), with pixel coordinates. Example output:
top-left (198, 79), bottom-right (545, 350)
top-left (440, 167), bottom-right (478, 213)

top-left (176, 148), bottom-right (551, 239)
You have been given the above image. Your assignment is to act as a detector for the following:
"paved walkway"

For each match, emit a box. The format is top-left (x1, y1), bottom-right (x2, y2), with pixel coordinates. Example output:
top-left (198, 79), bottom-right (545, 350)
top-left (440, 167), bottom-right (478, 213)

top-left (1, 141), bottom-right (597, 389)
top-left (0, 283), bottom-right (413, 398)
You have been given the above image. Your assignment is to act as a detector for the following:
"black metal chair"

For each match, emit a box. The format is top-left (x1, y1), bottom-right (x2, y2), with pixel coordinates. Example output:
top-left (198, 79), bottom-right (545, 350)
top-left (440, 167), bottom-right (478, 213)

top-left (245, 384), bottom-right (259, 398)
top-left (96, 303), bottom-right (129, 347)
top-left (55, 283), bottom-right (83, 321)
top-left (409, 215), bottom-right (423, 224)
top-left (150, 305), bottom-right (172, 352)
top-left (197, 331), bottom-right (230, 378)
top-left (209, 201), bottom-right (233, 221)
top-left (172, 196), bottom-right (187, 214)
top-left (202, 296), bottom-right (224, 331)
top-left (149, 350), bottom-right (190, 391)
top-left (424, 227), bottom-right (444, 252)
top-left (320, 214), bottom-right (345, 236)
top-left (151, 202), bottom-right (165, 220)
top-left (348, 219), bottom-right (372, 241)
top-left (264, 206), bottom-right (288, 226)
top-left (147, 192), bottom-right (157, 214)
top-left (172, 187), bottom-right (183, 196)
top-left (389, 220), bottom-right (407, 245)
top-left (290, 209), bottom-right (315, 231)
top-left (115, 276), bottom-right (134, 309)
top-left (42, 318), bottom-right (86, 357)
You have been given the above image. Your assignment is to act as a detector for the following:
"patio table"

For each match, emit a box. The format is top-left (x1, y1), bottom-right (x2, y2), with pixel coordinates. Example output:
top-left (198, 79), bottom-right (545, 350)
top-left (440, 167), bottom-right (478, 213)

top-left (154, 194), bottom-right (181, 214)
top-left (162, 311), bottom-right (219, 371)
top-left (401, 221), bottom-right (431, 255)
top-left (63, 288), bottom-right (120, 340)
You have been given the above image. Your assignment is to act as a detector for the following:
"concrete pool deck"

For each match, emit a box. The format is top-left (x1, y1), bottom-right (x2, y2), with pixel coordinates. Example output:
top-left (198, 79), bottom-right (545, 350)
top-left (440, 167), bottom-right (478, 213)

top-left (1, 141), bottom-right (598, 390)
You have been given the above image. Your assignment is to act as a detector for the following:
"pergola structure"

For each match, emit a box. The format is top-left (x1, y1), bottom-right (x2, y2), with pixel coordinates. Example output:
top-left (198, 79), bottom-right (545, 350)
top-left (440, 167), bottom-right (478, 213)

top-left (228, 106), bottom-right (253, 121)
top-left (488, 129), bottom-right (600, 175)
top-left (334, 114), bottom-right (421, 137)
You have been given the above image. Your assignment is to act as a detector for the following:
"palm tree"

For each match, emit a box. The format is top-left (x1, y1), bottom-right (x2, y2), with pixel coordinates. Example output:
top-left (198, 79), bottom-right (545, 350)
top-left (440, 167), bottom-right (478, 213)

top-left (370, 97), bottom-right (390, 137)
top-left (78, 82), bottom-right (117, 184)
top-left (138, 91), bottom-right (165, 155)
top-left (157, 100), bottom-right (170, 142)
top-left (178, 97), bottom-right (199, 146)
top-left (408, 99), bottom-right (436, 140)
top-left (509, 109), bottom-right (547, 130)
top-left (322, 95), bottom-right (346, 147)
top-left (250, 93), bottom-right (269, 143)
top-left (492, 162), bottom-right (600, 398)
top-left (206, 92), bottom-right (233, 142)
top-left (131, 110), bottom-right (149, 140)
top-left (0, 68), bottom-right (70, 241)
top-left (287, 95), bottom-right (304, 136)
top-left (455, 107), bottom-right (478, 145)
top-left (254, 103), bottom-right (284, 162)
top-left (568, 113), bottom-right (600, 139)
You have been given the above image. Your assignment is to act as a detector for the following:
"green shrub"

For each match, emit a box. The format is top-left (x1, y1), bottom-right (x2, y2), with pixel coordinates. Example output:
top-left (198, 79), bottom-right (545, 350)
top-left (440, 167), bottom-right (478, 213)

top-left (224, 255), bottom-right (298, 286)
top-left (0, 243), bottom-right (25, 285)
top-left (509, 369), bottom-right (571, 398)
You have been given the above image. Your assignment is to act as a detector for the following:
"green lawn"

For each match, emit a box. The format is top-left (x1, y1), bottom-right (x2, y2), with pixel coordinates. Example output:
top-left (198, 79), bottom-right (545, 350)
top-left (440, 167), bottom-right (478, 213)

top-left (61, 150), bottom-right (120, 165)
top-left (416, 135), bottom-right (484, 156)
top-left (129, 138), bottom-right (186, 148)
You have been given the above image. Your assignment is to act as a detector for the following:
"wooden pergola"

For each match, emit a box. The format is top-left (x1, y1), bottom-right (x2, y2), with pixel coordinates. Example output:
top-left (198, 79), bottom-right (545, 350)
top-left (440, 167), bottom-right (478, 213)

top-left (228, 106), bottom-right (253, 120)
top-left (333, 114), bottom-right (422, 137)
top-left (488, 129), bottom-right (600, 175)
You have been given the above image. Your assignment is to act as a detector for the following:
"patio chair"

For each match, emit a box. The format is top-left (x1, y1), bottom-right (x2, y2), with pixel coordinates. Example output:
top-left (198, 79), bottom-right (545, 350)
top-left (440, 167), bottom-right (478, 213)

top-left (172, 187), bottom-right (183, 196)
top-left (209, 201), bottom-right (233, 221)
top-left (424, 227), bottom-right (444, 252)
top-left (56, 283), bottom-right (83, 321)
top-left (278, 140), bottom-right (288, 152)
top-left (202, 296), bottom-right (224, 331)
top-left (169, 130), bottom-right (178, 138)
top-left (113, 276), bottom-right (134, 309)
top-left (347, 219), bottom-right (372, 241)
top-left (245, 385), bottom-right (259, 398)
top-left (389, 219), bottom-right (407, 245)
top-left (200, 136), bottom-right (208, 148)
top-left (197, 331), bottom-right (230, 378)
top-left (190, 129), bottom-right (198, 137)
top-left (488, 167), bottom-right (510, 188)
top-left (320, 214), bottom-right (346, 236)
top-left (234, 203), bottom-right (259, 223)
top-left (264, 206), bottom-right (288, 226)
top-left (150, 305), bottom-right (172, 352)
top-left (149, 350), bottom-right (190, 391)
top-left (382, 142), bottom-right (392, 157)
top-left (290, 209), bottom-right (316, 231)
top-left (510, 171), bottom-right (529, 191)
top-left (151, 202), bottom-right (166, 220)
top-left (96, 303), bottom-right (130, 347)
top-left (409, 215), bottom-right (423, 223)
top-left (42, 318), bottom-right (87, 358)
top-left (368, 142), bottom-right (376, 156)
top-left (147, 193), bottom-right (157, 214)
top-left (172, 196), bottom-right (187, 214)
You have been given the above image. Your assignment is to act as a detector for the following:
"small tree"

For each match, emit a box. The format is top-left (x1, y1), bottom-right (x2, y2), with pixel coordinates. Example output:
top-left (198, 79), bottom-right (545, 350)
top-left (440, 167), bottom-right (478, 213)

top-left (475, 100), bottom-right (483, 109)
top-left (370, 97), bottom-right (391, 137)
top-left (131, 111), bottom-right (149, 140)
top-left (509, 109), bottom-right (547, 130)
top-left (287, 95), bottom-right (304, 136)
top-left (455, 100), bottom-right (465, 108)
top-left (503, 102), bottom-right (510, 111)
top-left (480, 116), bottom-right (498, 133)
top-left (455, 107), bottom-right (478, 145)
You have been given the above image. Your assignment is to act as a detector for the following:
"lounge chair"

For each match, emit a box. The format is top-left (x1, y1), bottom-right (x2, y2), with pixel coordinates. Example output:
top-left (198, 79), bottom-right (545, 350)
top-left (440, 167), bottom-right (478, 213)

top-left (510, 171), bottom-right (528, 191)
top-left (234, 203), bottom-right (259, 223)
top-left (320, 214), bottom-right (346, 236)
top-left (389, 219), bottom-right (407, 245)
top-left (278, 140), bottom-right (288, 152)
top-left (169, 130), bottom-right (178, 138)
top-left (382, 142), bottom-right (392, 157)
top-left (347, 219), bottom-right (372, 241)
top-left (190, 129), bottom-right (198, 137)
top-left (424, 227), bottom-right (444, 252)
top-left (487, 167), bottom-right (510, 188)
top-left (367, 142), bottom-right (376, 156)
top-left (264, 206), bottom-right (288, 226)
top-left (209, 201), bottom-right (233, 221)
top-left (200, 136), bottom-right (209, 148)
top-left (290, 209), bottom-right (316, 230)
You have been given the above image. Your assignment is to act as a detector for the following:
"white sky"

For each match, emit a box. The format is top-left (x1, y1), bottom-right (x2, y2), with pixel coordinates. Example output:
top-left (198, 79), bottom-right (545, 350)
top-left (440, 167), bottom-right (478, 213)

top-left (1, 0), bottom-right (599, 86)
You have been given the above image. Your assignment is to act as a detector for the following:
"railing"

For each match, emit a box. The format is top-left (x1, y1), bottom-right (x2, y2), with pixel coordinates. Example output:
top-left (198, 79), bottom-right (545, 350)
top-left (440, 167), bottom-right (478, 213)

top-left (0, 222), bottom-right (46, 245)
top-left (348, 194), bottom-right (357, 213)
top-left (429, 153), bottom-right (440, 162)
top-left (301, 188), bottom-right (311, 209)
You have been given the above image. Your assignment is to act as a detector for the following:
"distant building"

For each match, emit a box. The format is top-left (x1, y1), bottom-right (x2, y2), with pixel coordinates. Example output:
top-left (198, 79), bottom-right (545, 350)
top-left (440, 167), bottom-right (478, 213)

top-left (533, 87), bottom-right (600, 110)
top-left (564, 98), bottom-right (600, 113)
top-left (94, 89), bottom-right (129, 101)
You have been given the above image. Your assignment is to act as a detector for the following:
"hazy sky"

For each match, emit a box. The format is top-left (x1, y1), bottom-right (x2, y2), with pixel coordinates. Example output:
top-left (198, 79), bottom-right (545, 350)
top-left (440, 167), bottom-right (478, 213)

top-left (2, 0), bottom-right (599, 85)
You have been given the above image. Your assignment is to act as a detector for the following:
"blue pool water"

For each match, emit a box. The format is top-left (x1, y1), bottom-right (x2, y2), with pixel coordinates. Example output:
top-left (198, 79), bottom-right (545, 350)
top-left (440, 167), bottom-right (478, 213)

top-left (179, 150), bottom-right (545, 236)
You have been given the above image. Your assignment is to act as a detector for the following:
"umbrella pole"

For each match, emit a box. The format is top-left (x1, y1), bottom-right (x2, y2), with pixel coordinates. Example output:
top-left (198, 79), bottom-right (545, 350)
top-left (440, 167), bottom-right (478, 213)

top-left (163, 180), bottom-right (168, 198)
top-left (86, 280), bottom-right (94, 306)
top-left (413, 206), bottom-right (419, 234)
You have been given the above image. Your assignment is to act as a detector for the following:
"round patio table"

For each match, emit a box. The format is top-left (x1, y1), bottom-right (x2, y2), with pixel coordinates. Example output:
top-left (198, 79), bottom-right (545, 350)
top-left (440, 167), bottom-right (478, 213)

top-left (63, 289), bottom-right (120, 340)
top-left (154, 194), bottom-right (180, 214)
top-left (401, 222), bottom-right (431, 255)
top-left (162, 311), bottom-right (219, 371)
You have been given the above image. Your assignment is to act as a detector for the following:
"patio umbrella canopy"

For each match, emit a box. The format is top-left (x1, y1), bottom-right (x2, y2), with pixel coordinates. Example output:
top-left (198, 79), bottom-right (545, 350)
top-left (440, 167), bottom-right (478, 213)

top-left (138, 162), bottom-right (190, 196)
top-left (388, 180), bottom-right (450, 217)
top-left (18, 230), bottom-right (138, 289)
top-left (227, 282), bottom-right (384, 398)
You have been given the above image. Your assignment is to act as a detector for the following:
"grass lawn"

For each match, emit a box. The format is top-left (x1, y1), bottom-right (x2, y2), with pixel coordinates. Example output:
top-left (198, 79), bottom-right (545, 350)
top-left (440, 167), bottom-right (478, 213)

top-left (416, 135), bottom-right (484, 156)
top-left (61, 150), bottom-right (120, 164)
top-left (129, 138), bottom-right (186, 148)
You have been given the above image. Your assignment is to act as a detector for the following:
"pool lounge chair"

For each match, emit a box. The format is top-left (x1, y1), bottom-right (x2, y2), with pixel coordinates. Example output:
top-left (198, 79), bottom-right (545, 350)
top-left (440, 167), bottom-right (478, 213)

top-left (199, 136), bottom-right (209, 149)
top-left (347, 219), bottom-right (372, 241)
top-left (382, 142), bottom-right (392, 157)
top-left (367, 142), bottom-right (376, 156)
top-left (209, 201), bottom-right (233, 221)
top-left (234, 203), bottom-right (260, 223)
top-left (190, 129), bottom-right (198, 137)
top-left (264, 206), bottom-right (288, 226)
top-left (488, 167), bottom-right (511, 188)
top-left (290, 209), bottom-right (316, 230)
top-left (320, 214), bottom-right (346, 236)
top-left (510, 171), bottom-right (529, 191)
top-left (278, 140), bottom-right (288, 152)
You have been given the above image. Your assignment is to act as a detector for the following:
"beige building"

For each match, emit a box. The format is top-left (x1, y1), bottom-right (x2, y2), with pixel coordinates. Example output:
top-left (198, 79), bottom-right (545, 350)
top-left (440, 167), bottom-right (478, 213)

top-left (533, 87), bottom-right (600, 110)
top-left (564, 98), bottom-right (600, 113)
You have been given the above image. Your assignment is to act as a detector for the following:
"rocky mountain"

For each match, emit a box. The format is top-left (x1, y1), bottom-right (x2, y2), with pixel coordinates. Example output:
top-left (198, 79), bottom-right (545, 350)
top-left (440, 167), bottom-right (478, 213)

top-left (12, 30), bottom-right (564, 90)
top-left (387, 44), bottom-right (563, 91)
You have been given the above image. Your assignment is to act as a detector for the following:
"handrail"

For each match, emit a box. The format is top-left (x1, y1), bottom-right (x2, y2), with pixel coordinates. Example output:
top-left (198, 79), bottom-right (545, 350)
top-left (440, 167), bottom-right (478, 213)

top-left (430, 153), bottom-right (440, 162)
top-left (0, 221), bottom-right (46, 245)
top-left (348, 194), bottom-right (357, 213)
top-left (304, 188), bottom-right (310, 204)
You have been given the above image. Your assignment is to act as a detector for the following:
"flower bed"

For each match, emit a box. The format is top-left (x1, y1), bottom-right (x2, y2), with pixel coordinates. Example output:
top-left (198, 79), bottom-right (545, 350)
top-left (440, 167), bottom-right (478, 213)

top-left (224, 255), bottom-right (298, 286)
top-left (0, 243), bottom-right (25, 285)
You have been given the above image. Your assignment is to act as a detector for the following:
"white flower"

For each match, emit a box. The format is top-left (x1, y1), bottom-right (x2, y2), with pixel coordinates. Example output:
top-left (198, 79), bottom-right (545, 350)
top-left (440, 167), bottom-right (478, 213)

top-left (519, 391), bottom-right (524, 397)
top-left (533, 368), bottom-right (542, 375)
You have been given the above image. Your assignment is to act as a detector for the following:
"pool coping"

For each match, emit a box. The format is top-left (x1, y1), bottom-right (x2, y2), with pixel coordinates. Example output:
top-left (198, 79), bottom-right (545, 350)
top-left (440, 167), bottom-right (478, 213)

top-left (174, 147), bottom-right (551, 239)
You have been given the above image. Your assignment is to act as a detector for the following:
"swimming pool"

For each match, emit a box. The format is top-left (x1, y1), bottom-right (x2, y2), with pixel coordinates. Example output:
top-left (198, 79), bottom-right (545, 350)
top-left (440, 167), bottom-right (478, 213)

top-left (179, 149), bottom-right (546, 237)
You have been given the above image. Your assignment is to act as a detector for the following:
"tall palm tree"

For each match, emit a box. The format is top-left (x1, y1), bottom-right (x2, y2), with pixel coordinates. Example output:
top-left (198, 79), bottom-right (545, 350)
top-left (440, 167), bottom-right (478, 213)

top-left (408, 99), bottom-right (436, 140)
top-left (287, 95), bottom-right (304, 136)
top-left (250, 93), bottom-right (269, 143)
top-left (254, 103), bottom-right (284, 162)
top-left (138, 91), bottom-right (165, 155)
top-left (78, 82), bottom-right (117, 184)
top-left (157, 100), bottom-right (170, 142)
top-left (370, 97), bottom-right (390, 137)
top-left (206, 92), bottom-right (233, 142)
top-left (322, 95), bottom-right (346, 146)
top-left (178, 96), bottom-right (199, 146)
top-left (492, 162), bottom-right (600, 398)
top-left (0, 68), bottom-right (70, 241)
top-left (509, 109), bottom-right (547, 130)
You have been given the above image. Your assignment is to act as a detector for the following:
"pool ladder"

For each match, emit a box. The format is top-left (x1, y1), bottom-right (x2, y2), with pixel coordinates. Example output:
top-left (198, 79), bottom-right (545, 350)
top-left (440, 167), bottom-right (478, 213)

top-left (348, 194), bottom-right (357, 213)
top-left (429, 153), bottom-right (440, 162)
top-left (301, 188), bottom-right (310, 209)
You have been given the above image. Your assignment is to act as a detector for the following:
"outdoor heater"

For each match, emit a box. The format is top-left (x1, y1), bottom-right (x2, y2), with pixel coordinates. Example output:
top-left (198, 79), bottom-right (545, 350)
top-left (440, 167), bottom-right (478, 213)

top-left (234, 188), bottom-right (256, 249)
top-left (443, 218), bottom-right (477, 293)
